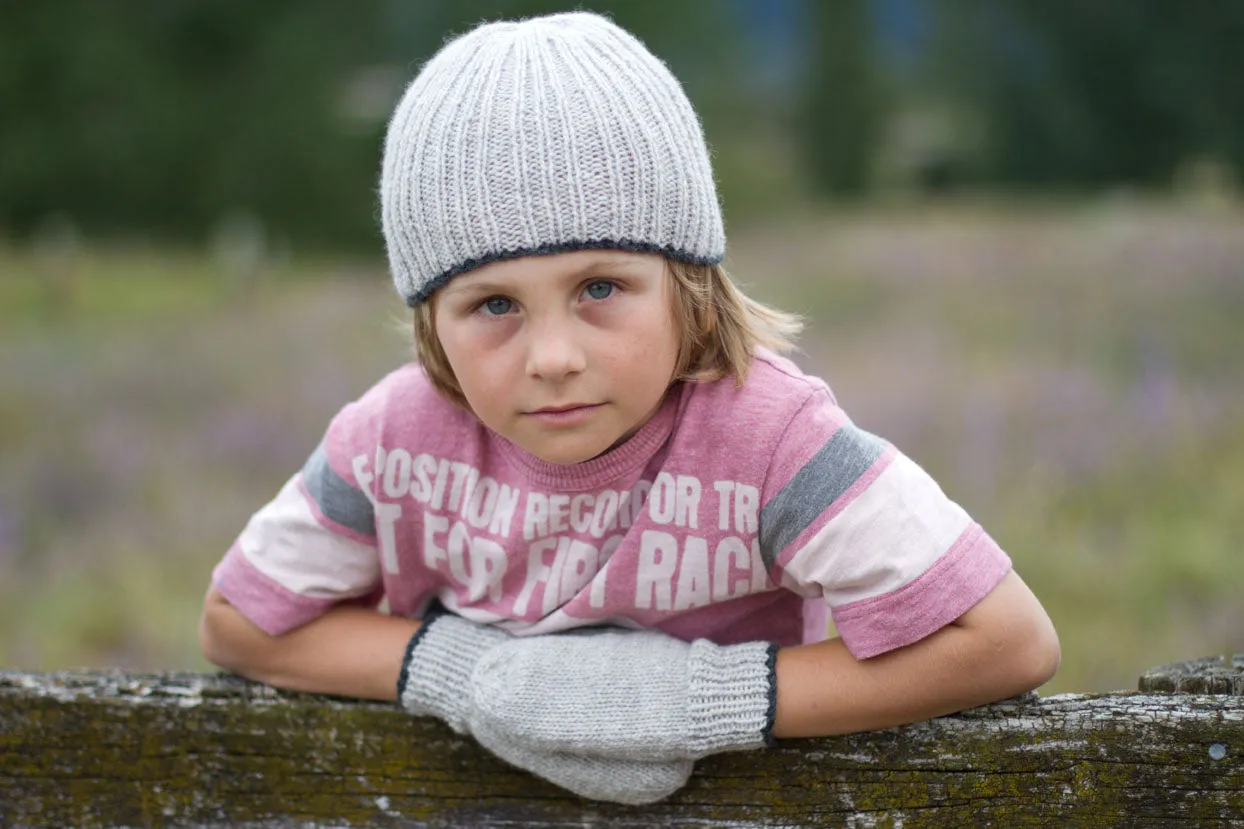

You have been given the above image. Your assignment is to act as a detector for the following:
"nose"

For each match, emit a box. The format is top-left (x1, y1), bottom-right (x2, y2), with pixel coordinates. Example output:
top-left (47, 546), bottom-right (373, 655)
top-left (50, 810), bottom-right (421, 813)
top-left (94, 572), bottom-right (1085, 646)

top-left (525, 316), bottom-right (587, 381)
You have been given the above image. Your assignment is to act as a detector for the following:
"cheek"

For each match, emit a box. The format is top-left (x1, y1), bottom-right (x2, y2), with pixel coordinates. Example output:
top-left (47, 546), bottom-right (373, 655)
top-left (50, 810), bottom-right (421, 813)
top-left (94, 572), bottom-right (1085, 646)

top-left (447, 346), bottom-right (508, 419)
top-left (448, 316), bottom-right (515, 349)
top-left (641, 306), bottom-right (681, 363)
top-left (439, 319), bottom-right (517, 372)
top-left (588, 292), bottom-right (679, 356)
top-left (613, 315), bottom-right (680, 382)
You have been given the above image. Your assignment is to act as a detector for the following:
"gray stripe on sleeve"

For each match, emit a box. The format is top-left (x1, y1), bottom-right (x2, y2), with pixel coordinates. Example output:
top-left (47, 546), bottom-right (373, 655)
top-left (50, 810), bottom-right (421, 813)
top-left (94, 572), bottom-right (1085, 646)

top-left (302, 443), bottom-right (375, 536)
top-left (758, 424), bottom-right (888, 570)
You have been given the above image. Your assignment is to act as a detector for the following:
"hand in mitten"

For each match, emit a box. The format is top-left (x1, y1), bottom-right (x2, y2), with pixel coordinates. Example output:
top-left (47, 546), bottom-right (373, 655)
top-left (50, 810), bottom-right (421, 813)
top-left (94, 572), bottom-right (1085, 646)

top-left (475, 729), bottom-right (694, 805)
top-left (397, 610), bottom-right (512, 734)
top-left (397, 613), bottom-right (694, 804)
top-left (469, 628), bottom-right (778, 763)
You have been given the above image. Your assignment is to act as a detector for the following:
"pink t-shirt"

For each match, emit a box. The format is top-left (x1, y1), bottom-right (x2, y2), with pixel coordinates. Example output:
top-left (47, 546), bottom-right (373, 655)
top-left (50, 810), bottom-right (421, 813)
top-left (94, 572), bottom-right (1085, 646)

top-left (213, 349), bottom-right (1010, 658)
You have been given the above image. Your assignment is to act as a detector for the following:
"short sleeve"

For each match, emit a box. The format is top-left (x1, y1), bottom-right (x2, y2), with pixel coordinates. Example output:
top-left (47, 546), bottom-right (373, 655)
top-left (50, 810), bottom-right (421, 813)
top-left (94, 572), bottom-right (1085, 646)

top-left (213, 400), bottom-right (385, 636)
top-left (759, 390), bottom-right (1011, 659)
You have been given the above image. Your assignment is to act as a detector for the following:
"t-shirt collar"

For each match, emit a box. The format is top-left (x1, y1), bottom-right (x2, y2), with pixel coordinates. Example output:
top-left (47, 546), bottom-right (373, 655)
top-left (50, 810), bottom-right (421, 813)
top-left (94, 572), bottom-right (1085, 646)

top-left (495, 387), bottom-right (681, 491)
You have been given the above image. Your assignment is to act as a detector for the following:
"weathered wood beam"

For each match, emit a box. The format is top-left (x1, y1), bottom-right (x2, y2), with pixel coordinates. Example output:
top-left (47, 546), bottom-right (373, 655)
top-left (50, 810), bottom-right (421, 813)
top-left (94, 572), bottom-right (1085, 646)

top-left (1142, 654), bottom-right (1244, 696)
top-left (1, 668), bottom-right (1242, 827)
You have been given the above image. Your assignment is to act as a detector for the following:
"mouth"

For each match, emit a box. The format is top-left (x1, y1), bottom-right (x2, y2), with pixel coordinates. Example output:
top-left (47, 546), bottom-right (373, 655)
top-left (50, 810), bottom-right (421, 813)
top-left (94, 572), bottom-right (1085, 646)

top-left (529, 403), bottom-right (600, 414)
top-left (524, 402), bottom-right (604, 424)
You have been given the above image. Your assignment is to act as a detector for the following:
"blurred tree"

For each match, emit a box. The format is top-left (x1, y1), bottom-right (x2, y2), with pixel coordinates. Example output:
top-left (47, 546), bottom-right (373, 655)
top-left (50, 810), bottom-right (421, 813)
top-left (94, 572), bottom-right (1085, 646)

top-left (0, 0), bottom-right (755, 251)
top-left (926, 0), bottom-right (1244, 188)
top-left (799, 0), bottom-right (883, 197)
top-left (6, 0), bottom-right (1244, 250)
top-left (0, 1), bottom-right (385, 251)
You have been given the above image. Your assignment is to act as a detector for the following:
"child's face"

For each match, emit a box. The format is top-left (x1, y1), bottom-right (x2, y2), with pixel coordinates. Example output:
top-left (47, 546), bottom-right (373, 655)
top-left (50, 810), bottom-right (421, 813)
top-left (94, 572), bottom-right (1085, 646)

top-left (433, 250), bottom-right (680, 464)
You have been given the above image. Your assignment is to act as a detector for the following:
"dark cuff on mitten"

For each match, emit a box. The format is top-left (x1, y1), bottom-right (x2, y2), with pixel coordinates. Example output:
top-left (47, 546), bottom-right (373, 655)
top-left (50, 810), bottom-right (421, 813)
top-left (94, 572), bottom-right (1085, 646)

top-left (396, 606), bottom-right (510, 732)
top-left (396, 601), bottom-right (449, 701)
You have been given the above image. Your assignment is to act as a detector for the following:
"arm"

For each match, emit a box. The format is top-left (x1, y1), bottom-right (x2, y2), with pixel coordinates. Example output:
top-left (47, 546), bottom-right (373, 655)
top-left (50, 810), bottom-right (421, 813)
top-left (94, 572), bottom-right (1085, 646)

top-left (198, 586), bottom-right (418, 701)
top-left (200, 587), bottom-right (696, 805)
top-left (466, 569), bottom-right (1058, 762)
top-left (772, 569), bottom-right (1059, 738)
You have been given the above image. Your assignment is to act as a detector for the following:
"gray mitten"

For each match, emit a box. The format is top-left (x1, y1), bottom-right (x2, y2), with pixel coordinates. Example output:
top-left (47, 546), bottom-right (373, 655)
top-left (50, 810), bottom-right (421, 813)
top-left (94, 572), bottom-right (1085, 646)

top-left (470, 628), bottom-right (777, 762)
top-left (399, 613), bottom-right (696, 804)
top-left (474, 727), bottom-right (694, 805)
top-left (397, 611), bottom-right (512, 734)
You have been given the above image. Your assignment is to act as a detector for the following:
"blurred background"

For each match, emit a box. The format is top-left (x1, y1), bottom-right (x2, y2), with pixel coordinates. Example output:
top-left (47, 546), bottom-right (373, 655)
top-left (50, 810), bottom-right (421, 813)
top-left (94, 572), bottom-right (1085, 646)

top-left (1, 0), bottom-right (1240, 695)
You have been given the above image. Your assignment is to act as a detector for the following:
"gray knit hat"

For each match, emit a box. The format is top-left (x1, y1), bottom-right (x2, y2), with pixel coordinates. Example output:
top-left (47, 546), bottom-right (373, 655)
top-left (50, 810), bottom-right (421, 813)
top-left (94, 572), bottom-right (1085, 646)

top-left (381, 11), bottom-right (726, 306)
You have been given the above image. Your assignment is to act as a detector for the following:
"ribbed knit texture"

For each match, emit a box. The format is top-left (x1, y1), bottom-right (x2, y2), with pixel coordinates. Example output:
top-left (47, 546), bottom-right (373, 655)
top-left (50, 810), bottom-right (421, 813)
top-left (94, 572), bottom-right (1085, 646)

top-left (381, 11), bottom-right (726, 305)
top-left (685, 640), bottom-right (777, 755)
top-left (469, 629), bottom-right (776, 762)
top-left (398, 613), bottom-right (511, 733)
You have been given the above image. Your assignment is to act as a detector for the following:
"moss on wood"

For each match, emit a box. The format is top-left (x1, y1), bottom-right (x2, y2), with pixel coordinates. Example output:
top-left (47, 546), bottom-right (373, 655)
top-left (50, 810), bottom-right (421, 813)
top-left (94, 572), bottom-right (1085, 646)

top-left (1, 669), bottom-right (1242, 827)
top-left (1141, 654), bottom-right (1244, 695)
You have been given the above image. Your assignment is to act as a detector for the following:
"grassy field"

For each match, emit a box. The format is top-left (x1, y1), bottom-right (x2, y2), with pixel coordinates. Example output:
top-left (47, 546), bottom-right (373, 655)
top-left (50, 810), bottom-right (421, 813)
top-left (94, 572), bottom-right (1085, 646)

top-left (1, 201), bottom-right (1240, 694)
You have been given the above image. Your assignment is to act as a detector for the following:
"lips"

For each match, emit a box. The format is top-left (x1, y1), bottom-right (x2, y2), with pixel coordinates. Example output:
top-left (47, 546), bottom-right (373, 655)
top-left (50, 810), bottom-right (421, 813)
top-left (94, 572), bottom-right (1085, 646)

top-left (530, 403), bottom-right (598, 414)
top-left (524, 402), bottom-right (604, 425)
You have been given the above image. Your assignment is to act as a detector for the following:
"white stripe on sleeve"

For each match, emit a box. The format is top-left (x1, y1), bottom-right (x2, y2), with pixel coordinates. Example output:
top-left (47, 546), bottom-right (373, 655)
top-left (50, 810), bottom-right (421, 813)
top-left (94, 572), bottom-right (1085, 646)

top-left (237, 474), bottom-right (381, 600)
top-left (781, 452), bottom-right (972, 607)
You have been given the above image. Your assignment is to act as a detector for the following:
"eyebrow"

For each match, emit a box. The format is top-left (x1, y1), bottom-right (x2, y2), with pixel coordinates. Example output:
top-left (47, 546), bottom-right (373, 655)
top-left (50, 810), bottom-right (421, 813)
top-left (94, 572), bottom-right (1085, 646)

top-left (571, 254), bottom-right (650, 272)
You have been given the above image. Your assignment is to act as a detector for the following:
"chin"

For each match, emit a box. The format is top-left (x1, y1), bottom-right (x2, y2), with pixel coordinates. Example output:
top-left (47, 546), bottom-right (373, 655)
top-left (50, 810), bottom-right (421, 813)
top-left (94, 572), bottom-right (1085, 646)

top-left (523, 436), bottom-right (613, 465)
top-left (531, 446), bottom-right (600, 465)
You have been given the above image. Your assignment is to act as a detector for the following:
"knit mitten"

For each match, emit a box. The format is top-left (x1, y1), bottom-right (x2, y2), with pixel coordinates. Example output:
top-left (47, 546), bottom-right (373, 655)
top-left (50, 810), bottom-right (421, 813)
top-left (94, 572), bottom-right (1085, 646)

top-left (398, 614), bottom-right (695, 804)
top-left (469, 628), bottom-right (778, 762)
top-left (397, 611), bottom-right (512, 734)
top-left (474, 727), bottom-right (694, 805)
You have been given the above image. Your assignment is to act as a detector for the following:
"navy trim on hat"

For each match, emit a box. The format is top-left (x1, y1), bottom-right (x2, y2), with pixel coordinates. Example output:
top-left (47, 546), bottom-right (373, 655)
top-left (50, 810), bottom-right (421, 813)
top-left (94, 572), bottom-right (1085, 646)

top-left (406, 237), bottom-right (725, 306)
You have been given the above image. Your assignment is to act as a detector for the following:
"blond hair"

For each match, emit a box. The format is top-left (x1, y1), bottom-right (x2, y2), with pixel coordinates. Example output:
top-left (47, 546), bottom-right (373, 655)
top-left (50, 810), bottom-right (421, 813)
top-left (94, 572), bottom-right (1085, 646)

top-left (413, 260), bottom-right (802, 409)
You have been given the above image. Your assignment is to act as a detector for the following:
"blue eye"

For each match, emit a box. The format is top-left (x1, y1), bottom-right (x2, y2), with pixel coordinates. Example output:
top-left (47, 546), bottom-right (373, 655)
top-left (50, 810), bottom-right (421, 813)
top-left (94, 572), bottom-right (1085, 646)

top-left (585, 281), bottom-right (614, 300)
top-left (482, 297), bottom-right (512, 316)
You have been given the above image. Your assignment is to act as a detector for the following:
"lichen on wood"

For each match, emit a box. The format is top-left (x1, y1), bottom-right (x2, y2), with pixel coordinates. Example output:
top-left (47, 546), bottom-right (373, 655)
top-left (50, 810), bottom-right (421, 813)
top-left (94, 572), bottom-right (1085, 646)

top-left (2, 668), bottom-right (1242, 827)
top-left (1141, 654), bottom-right (1244, 696)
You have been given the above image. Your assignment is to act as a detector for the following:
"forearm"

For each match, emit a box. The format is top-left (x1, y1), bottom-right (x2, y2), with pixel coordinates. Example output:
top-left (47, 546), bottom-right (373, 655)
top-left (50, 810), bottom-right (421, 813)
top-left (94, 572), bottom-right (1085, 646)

top-left (772, 628), bottom-right (1036, 738)
top-left (198, 587), bottom-right (419, 701)
top-left (772, 571), bottom-right (1060, 739)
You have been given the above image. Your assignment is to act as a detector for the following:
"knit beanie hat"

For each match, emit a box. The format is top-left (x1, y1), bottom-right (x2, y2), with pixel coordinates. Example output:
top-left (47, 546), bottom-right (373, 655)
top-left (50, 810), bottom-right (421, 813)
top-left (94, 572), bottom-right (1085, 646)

top-left (381, 11), bottom-right (726, 306)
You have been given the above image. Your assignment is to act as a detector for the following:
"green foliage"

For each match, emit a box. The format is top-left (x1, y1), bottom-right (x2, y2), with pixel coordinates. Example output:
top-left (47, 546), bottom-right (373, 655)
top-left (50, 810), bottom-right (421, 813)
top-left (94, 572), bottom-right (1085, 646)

top-left (1002, 425), bottom-right (1244, 691)
top-left (6, 1), bottom-right (1244, 249)
top-left (800, 0), bottom-right (884, 198)
top-left (926, 0), bottom-right (1244, 187)
top-left (0, 0), bottom-right (760, 249)
top-left (0, 1), bottom-right (384, 250)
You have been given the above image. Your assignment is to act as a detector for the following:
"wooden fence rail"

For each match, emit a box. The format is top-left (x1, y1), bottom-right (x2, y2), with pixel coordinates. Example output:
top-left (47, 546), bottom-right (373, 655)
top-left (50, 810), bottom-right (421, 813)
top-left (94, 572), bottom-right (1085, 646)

top-left (1, 656), bottom-right (1241, 827)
